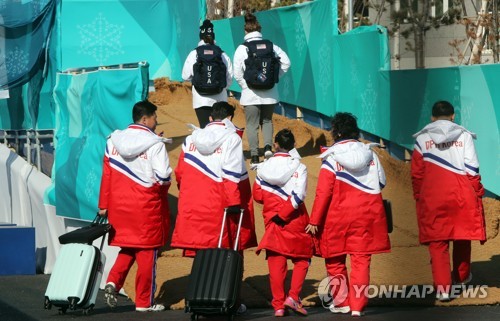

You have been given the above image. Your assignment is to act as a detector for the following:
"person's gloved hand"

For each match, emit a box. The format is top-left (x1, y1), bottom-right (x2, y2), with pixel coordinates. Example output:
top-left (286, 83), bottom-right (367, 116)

top-left (226, 205), bottom-right (242, 215)
top-left (271, 214), bottom-right (287, 228)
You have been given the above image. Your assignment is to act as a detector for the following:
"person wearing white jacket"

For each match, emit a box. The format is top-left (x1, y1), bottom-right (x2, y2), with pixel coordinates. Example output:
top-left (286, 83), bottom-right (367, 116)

top-left (233, 13), bottom-right (291, 165)
top-left (182, 19), bottom-right (233, 128)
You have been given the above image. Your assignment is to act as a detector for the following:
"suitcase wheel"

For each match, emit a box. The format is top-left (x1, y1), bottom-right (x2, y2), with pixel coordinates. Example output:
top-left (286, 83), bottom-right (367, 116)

top-left (58, 307), bottom-right (68, 314)
top-left (190, 313), bottom-right (199, 321)
top-left (44, 297), bottom-right (52, 310)
top-left (83, 307), bottom-right (93, 315)
top-left (68, 297), bottom-right (79, 310)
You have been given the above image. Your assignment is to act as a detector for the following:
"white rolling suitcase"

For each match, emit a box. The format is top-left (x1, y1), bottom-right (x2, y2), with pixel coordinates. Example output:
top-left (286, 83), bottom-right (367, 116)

top-left (44, 240), bottom-right (106, 314)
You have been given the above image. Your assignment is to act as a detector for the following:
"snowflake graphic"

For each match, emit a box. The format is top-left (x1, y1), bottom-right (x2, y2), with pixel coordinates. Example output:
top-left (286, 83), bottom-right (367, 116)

top-left (77, 13), bottom-right (125, 66)
top-left (282, 74), bottom-right (292, 100)
top-left (318, 38), bottom-right (333, 103)
top-left (31, 0), bottom-right (49, 15)
top-left (460, 100), bottom-right (473, 127)
top-left (82, 93), bottom-right (95, 137)
top-left (0, 47), bottom-right (30, 78)
top-left (359, 75), bottom-right (378, 133)
top-left (85, 168), bottom-right (98, 202)
top-left (295, 16), bottom-right (306, 57)
top-left (175, 13), bottom-right (182, 42)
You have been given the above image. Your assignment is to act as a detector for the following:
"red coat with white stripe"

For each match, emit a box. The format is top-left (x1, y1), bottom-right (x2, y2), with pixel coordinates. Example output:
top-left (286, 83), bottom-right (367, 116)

top-left (98, 124), bottom-right (172, 248)
top-left (171, 120), bottom-right (257, 251)
top-left (310, 140), bottom-right (390, 258)
top-left (411, 120), bottom-right (486, 243)
top-left (253, 152), bottom-right (314, 258)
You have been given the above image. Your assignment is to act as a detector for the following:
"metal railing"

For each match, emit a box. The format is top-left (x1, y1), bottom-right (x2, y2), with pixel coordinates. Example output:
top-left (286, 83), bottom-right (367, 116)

top-left (0, 129), bottom-right (54, 176)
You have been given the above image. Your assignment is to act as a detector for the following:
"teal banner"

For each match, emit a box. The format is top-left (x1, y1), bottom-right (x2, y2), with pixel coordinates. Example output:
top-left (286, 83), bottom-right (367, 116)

top-left (334, 25), bottom-right (391, 138)
top-left (58, 0), bottom-right (204, 79)
top-left (213, 0), bottom-right (339, 113)
top-left (389, 65), bottom-right (500, 195)
top-left (47, 63), bottom-right (149, 220)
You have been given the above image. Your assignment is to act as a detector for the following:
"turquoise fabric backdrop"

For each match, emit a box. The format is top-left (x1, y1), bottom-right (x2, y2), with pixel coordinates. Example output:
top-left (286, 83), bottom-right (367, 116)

top-left (389, 65), bottom-right (500, 195)
top-left (46, 63), bottom-right (149, 220)
top-left (57, 0), bottom-right (203, 79)
top-left (213, 0), bottom-right (339, 113)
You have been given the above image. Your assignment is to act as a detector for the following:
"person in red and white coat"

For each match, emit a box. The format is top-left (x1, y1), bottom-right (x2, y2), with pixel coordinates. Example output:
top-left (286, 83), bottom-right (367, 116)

top-left (171, 101), bottom-right (257, 256)
top-left (98, 100), bottom-right (172, 312)
top-left (306, 112), bottom-right (390, 317)
top-left (253, 129), bottom-right (313, 317)
top-left (411, 100), bottom-right (486, 301)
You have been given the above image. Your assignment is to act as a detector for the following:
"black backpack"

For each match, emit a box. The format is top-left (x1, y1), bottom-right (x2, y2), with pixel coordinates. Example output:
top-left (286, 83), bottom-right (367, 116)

top-left (243, 39), bottom-right (281, 90)
top-left (192, 44), bottom-right (227, 95)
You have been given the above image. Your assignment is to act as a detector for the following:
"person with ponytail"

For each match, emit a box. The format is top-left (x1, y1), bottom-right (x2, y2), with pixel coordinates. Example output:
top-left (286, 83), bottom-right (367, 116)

top-left (233, 13), bottom-right (291, 165)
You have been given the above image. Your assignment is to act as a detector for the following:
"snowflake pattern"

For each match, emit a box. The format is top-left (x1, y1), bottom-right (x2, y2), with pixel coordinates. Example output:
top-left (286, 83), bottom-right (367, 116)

top-left (359, 75), bottom-right (378, 133)
top-left (0, 47), bottom-right (30, 79)
top-left (281, 74), bottom-right (292, 101)
top-left (459, 100), bottom-right (472, 127)
top-left (82, 88), bottom-right (98, 202)
top-left (84, 168), bottom-right (98, 202)
top-left (77, 13), bottom-right (125, 66)
top-left (31, 0), bottom-right (49, 15)
top-left (294, 15), bottom-right (306, 57)
top-left (317, 38), bottom-right (333, 103)
top-left (175, 12), bottom-right (182, 42)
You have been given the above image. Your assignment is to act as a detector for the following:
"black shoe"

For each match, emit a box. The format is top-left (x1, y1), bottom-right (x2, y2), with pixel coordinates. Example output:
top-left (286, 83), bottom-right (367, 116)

top-left (251, 156), bottom-right (260, 165)
top-left (264, 145), bottom-right (273, 159)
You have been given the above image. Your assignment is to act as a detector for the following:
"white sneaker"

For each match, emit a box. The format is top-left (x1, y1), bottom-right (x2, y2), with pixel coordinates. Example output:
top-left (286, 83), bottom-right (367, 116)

top-left (329, 305), bottom-right (350, 313)
top-left (351, 310), bottom-right (364, 317)
top-left (136, 304), bottom-right (165, 312)
top-left (104, 283), bottom-right (118, 308)
top-left (264, 145), bottom-right (273, 159)
top-left (237, 303), bottom-right (247, 315)
top-left (436, 292), bottom-right (450, 302)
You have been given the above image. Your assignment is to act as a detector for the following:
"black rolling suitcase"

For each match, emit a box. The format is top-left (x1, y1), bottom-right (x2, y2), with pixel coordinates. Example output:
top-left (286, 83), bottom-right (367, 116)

top-left (185, 208), bottom-right (244, 321)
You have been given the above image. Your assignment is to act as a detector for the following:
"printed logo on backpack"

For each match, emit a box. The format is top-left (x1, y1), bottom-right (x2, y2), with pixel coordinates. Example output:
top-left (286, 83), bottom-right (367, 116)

top-left (243, 40), bottom-right (281, 90)
top-left (192, 44), bottom-right (227, 95)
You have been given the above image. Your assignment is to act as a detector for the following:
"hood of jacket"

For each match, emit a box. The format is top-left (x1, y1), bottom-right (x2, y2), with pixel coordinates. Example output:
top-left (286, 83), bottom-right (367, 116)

top-left (412, 120), bottom-right (476, 143)
top-left (319, 140), bottom-right (373, 172)
top-left (257, 151), bottom-right (301, 186)
top-left (191, 118), bottom-right (236, 155)
top-left (244, 31), bottom-right (263, 42)
top-left (110, 124), bottom-right (167, 159)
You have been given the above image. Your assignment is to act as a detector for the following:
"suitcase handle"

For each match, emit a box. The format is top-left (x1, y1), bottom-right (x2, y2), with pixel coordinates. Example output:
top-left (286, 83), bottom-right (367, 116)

top-left (95, 212), bottom-right (109, 250)
top-left (218, 208), bottom-right (244, 251)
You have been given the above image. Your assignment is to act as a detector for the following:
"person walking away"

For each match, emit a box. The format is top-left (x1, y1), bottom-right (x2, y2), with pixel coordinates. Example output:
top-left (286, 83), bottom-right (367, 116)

top-left (253, 129), bottom-right (313, 317)
top-left (233, 12), bottom-right (291, 165)
top-left (182, 19), bottom-right (233, 128)
top-left (306, 112), bottom-right (390, 317)
top-left (171, 101), bottom-right (257, 314)
top-left (411, 100), bottom-right (486, 301)
top-left (98, 100), bottom-right (172, 312)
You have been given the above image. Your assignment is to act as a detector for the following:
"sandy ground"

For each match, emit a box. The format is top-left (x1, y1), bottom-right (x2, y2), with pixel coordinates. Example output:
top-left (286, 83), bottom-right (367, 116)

top-left (122, 78), bottom-right (500, 310)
